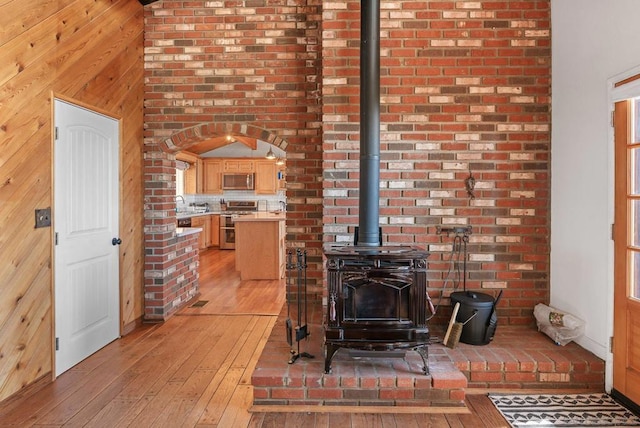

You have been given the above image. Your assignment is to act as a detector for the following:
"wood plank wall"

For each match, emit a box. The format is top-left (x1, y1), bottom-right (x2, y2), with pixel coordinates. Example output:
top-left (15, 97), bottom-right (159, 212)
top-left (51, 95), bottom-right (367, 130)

top-left (0, 0), bottom-right (145, 402)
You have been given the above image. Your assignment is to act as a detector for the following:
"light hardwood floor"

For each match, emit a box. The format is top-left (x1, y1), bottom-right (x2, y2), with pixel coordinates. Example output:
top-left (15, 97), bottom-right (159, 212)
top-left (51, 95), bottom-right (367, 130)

top-left (0, 249), bottom-right (507, 427)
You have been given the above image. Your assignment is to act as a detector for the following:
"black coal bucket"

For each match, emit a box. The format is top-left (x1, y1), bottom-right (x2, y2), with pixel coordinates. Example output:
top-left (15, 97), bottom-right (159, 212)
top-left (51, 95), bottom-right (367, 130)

top-left (450, 290), bottom-right (502, 345)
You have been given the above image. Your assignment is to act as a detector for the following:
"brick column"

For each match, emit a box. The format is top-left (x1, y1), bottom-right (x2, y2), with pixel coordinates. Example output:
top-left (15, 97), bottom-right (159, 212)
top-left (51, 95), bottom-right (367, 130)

top-left (143, 144), bottom-right (200, 321)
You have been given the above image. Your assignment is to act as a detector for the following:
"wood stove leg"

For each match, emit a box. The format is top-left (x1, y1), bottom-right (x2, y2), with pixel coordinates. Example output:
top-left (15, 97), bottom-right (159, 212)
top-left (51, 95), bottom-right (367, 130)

top-left (416, 345), bottom-right (429, 375)
top-left (324, 343), bottom-right (339, 374)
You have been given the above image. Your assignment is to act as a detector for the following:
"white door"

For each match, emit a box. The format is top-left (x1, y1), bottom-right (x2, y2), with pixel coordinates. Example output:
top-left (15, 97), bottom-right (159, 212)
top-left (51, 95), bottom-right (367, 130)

top-left (54, 99), bottom-right (120, 376)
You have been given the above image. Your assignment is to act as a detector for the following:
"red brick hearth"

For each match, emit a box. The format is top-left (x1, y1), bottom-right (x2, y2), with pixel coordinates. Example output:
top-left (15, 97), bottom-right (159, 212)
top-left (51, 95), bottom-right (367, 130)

top-left (436, 326), bottom-right (605, 390)
top-left (251, 302), bottom-right (604, 408)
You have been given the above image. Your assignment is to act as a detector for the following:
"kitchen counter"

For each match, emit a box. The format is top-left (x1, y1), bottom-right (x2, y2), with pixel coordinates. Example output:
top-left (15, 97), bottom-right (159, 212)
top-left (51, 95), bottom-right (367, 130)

top-left (176, 226), bottom-right (202, 238)
top-left (177, 211), bottom-right (285, 220)
top-left (176, 211), bottom-right (215, 219)
top-left (232, 211), bottom-right (285, 222)
top-left (234, 213), bottom-right (286, 280)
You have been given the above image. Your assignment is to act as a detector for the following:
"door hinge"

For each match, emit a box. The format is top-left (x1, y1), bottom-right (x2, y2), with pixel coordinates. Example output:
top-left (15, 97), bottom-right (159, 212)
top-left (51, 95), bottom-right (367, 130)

top-left (55, 127), bottom-right (59, 140)
top-left (55, 337), bottom-right (59, 351)
top-left (55, 232), bottom-right (59, 245)
top-left (610, 336), bottom-right (614, 353)
top-left (611, 223), bottom-right (615, 240)
top-left (611, 111), bottom-right (615, 127)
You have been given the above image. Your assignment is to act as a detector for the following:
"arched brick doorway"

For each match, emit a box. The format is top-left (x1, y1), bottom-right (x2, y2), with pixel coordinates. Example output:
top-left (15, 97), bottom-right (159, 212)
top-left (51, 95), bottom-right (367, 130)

top-left (143, 122), bottom-right (287, 321)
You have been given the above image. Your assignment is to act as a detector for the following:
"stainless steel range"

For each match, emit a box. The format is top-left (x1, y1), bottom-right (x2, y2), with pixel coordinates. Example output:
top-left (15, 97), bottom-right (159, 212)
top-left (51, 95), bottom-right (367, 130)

top-left (219, 201), bottom-right (257, 249)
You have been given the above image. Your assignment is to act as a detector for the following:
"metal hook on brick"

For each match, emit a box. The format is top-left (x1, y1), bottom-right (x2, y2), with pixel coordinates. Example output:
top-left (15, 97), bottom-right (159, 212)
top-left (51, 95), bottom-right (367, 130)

top-left (465, 169), bottom-right (476, 199)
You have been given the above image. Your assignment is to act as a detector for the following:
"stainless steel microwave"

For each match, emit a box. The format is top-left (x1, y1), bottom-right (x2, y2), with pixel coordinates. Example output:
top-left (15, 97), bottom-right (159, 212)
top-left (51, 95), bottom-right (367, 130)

top-left (222, 173), bottom-right (255, 190)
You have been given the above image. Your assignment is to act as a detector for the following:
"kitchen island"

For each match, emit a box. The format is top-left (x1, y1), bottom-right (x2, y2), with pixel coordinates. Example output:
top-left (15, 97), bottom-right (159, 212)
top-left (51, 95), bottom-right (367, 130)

top-left (233, 212), bottom-right (286, 280)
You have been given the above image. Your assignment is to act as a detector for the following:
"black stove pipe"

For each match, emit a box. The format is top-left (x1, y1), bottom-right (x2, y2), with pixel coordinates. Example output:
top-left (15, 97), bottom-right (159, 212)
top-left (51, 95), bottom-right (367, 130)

top-left (357, 0), bottom-right (381, 247)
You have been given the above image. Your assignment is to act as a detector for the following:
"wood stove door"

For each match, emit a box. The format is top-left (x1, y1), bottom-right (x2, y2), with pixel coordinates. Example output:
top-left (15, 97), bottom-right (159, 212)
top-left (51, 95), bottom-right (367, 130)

top-left (343, 273), bottom-right (411, 323)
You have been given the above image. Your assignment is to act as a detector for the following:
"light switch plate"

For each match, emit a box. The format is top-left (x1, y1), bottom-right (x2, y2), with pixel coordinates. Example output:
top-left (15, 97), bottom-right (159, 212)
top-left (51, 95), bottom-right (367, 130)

top-left (35, 207), bottom-right (51, 228)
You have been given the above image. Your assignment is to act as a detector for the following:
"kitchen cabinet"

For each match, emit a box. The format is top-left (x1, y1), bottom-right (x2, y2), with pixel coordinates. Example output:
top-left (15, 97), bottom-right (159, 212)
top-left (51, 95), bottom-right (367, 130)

top-left (184, 166), bottom-right (197, 194)
top-left (255, 160), bottom-right (277, 195)
top-left (234, 213), bottom-right (286, 280)
top-left (210, 214), bottom-right (220, 247)
top-left (224, 159), bottom-right (254, 173)
top-left (278, 219), bottom-right (286, 277)
top-left (191, 215), bottom-right (210, 251)
top-left (188, 214), bottom-right (219, 250)
top-left (195, 158), bottom-right (203, 193)
top-left (185, 156), bottom-right (282, 195)
top-left (203, 159), bottom-right (223, 194)
top-left (278, 163), bottom-right (286, 190)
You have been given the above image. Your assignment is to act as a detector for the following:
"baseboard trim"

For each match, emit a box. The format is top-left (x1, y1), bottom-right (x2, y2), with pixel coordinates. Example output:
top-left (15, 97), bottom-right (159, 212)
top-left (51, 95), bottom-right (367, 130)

top-left (0, 373), bottom-right (51, 410)
top-left (249, 404), bottom-right (470, 414)
top-left (611, 388), bottom-right (640, 416)
top-left (121, 316), bottom-right (143, 336)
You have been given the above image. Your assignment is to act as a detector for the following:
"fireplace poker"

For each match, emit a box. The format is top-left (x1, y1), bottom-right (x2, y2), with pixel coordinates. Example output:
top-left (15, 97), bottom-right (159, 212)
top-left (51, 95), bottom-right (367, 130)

top-left (429, 226), bottom-right (472, 322)
top-left (289, 249), bottom-right (314, 364)
top-left (285, 251), bottom-right (294, 351)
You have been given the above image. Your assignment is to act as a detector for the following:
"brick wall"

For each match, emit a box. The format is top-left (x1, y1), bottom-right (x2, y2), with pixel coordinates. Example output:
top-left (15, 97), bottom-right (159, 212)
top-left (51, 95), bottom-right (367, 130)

top-left (143, 0), bottom-right (324, 316)
top-left (322, 0), bottom-right (551, 325)
top-left (143, 0), bottom-right (550, 324)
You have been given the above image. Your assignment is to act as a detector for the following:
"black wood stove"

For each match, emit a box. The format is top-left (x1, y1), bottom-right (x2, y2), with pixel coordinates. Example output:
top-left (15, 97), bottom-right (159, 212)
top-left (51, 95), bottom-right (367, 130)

top-left (324, 245), bottom-right (430, 374)
top-left (323, 0), bottom-right (430, 374)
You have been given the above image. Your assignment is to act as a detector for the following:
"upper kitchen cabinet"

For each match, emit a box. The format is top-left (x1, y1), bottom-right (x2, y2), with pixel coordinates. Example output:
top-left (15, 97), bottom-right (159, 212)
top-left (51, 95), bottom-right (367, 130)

top-left (223, 159), bottom-right (254, 173)
top-left (255, 160), bottom-right (277, 195)
top-left (184, 167), bottom-right (197, 194)
top-left (203, 159), bottom-right (223, 194)
top-left (278, 161), bottom-right (286, 190)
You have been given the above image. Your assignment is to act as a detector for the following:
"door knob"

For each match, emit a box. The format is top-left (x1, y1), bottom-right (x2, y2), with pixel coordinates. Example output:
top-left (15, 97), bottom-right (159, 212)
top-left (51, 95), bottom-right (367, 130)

top-left (112, 238), bottom-right (122, 246)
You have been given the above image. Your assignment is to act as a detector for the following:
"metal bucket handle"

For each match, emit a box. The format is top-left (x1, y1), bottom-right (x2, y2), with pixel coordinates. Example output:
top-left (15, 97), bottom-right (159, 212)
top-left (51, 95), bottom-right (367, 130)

top-left (461, 309), bottom-right (478, 325)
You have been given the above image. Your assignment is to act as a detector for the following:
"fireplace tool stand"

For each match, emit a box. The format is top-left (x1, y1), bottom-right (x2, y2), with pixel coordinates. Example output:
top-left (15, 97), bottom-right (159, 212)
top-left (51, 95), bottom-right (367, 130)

top-left (286, 249), bottom-right (314, 364)
top-left (435, 225), bottom-right (472, 292)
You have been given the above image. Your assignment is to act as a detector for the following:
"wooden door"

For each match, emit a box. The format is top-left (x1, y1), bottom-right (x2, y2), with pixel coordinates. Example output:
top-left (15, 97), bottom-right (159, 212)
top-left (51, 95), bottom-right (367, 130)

top-left (613, 98), bottom-right (640, 405)
top-left (53, 99), bottom-right (120, 376)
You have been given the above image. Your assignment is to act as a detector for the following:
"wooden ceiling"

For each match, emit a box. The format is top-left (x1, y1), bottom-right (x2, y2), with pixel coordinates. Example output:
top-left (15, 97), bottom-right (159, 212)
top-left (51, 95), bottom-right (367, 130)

top-left (184, 135), bottom-right (257, 155)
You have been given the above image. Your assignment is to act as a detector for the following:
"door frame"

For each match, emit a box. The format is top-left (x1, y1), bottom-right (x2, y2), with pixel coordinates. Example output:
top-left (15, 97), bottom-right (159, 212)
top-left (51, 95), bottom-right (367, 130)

top-left (607, 66), bottom-right (640, 392)
top-left (51, 94), bottom-right (124, 378)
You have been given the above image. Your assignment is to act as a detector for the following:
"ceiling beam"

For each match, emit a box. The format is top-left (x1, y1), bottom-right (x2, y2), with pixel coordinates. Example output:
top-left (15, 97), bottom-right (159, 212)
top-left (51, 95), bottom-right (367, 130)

top-left (182, 136), bottom-right (258, 155)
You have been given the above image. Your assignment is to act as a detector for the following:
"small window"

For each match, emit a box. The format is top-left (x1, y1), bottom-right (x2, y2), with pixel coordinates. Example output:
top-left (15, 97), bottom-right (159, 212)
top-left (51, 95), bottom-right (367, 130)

top-left (176, 160), bottom-right (189, 197)
top-left (176, 168), bottom-right (185, 197)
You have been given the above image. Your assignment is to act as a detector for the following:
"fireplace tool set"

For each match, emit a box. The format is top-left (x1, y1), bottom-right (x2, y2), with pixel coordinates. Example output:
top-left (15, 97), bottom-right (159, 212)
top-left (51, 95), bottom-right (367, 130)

top-left (436, 225), bottom-right (503, 347)
top-left (285, 249), bottom-right (314, 364)
top-left (433, 225), bottom-right (473, 314)
top-left (435, 226), bottom-right (474, 348)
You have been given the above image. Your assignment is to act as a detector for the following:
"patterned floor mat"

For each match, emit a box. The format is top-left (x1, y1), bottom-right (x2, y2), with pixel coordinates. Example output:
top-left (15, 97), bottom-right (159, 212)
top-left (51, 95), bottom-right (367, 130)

top-left (489, 393), bottom-right (640, 427)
